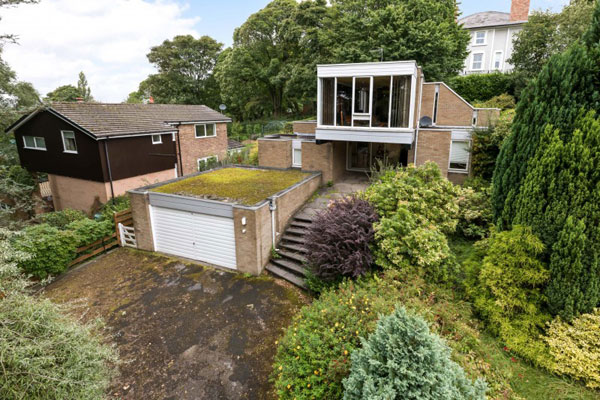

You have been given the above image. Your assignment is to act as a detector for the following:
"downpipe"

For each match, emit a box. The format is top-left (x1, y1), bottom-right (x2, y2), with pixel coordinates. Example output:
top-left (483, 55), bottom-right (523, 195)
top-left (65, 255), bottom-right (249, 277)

top-left (269, 198), bottom-right (278, 250)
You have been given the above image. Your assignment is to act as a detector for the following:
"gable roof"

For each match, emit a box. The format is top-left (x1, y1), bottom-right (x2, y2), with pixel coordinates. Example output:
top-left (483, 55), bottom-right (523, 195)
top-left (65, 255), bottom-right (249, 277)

top-left (6, 103), bottom-right (232, 139)
top-left (459, 11), bottom-right (526, 29)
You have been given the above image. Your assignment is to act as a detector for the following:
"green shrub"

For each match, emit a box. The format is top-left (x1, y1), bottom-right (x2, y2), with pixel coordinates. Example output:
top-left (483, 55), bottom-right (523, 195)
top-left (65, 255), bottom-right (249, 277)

top-left (66, 219), bottom-right (113, 248)
top-left (473, 93), bottom-right (516, 110)
top-left (471, 226), bottom-right (552, 367)
top-left (365, 162), bottom-right (460, 234)
top-left (471, 109), bottom-right (514, 180)
top-left (97, 195), bottom-right (130, 222)
top-left (544, 309), bottom-right (600, 389)
top-left (272, 275), bottom-right (403, 400)
top-left (343, 307), bottom-right (487, 400)
top-left (456, 185), bottom-right (492, 239)
top-left (447, 73), bottom-right (517, 103)
top-left (12, 224), bottom-right (77, 278)
top-left (38, 209), bottom-right (87, 229)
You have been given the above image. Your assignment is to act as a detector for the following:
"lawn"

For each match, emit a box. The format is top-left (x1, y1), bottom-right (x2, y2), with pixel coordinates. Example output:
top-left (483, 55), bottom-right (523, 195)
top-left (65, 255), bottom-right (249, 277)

top-left (153, 167), bottom-right (310, 205)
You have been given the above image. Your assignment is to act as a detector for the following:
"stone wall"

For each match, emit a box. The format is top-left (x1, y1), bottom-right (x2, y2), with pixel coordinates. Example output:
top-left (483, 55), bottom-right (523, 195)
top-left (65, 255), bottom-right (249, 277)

top-left (48, 174), bottom-right (108, 214)
top-left (129, 191), bottom-right (154, 251)
top-left (292, 121), bottom-right (317, 134)
top-left (107, 168), bottom-right (176, 197)
top-left (258, 139), bottom-right (292, 169)
top-left (177, 122), bottom-right (228, 175)
top-left (274, 173), bottom-right (321, 235)
top-left (233, 203), bottom-right (271, 276)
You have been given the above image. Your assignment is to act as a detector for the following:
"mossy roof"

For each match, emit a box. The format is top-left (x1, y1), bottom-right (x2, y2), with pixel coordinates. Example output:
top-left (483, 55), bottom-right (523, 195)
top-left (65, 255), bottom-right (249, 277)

top-left (152, 167), bottom-right (311, 205)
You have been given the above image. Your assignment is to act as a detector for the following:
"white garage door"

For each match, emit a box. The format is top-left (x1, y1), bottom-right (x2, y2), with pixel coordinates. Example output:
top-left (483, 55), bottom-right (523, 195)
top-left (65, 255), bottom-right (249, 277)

top-left (151, 206), bottom-right (237, 270)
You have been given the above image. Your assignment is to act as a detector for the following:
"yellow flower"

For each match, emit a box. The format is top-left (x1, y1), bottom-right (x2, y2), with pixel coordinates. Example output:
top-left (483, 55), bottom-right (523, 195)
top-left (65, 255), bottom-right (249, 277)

top-left (335, 322), bottom-right (339, 327)
top-left (287, 384), bottom-right (291, 389)
top-left (314, 370), bottom-right (319, 375)
top-left (275, 340), bottom-right (278, 345)
top-left (279, 366), bottom-right (283, 371)
top-left (297, 345), bottom-right (301, 349)
top-left (307, 383), bottom-right (311, 388)
top-left (344, 350), bottom-right (349, 355)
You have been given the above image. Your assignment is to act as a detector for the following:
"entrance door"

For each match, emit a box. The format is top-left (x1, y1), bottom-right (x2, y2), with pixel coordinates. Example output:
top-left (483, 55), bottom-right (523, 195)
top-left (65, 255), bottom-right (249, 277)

top-left (347, 142), bottom-right (371, 171)
top-left (347, 142), bottom-right (409, 171)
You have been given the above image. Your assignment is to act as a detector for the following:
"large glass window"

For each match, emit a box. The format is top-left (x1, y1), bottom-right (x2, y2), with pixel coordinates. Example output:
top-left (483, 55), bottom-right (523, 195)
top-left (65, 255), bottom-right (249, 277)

top-left (336, 77), bottom-right (352, 127)
top-left (390, 76), bottom-right (412, 128)
top-left (321, 78), bottom-right (335, 126)
top-left (372, 76), bottom-right (390, 127)
top-left (354, 77), bottom-right (370, 114)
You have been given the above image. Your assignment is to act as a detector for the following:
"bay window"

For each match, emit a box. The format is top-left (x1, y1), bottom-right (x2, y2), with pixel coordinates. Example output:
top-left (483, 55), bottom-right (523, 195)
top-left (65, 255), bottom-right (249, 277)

top-left (320, 75), bottom-right (413, 129)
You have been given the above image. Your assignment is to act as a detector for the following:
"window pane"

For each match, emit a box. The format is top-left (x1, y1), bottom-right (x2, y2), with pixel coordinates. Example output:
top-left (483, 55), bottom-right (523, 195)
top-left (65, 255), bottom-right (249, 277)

top-left (195, 125), bottom-right (205, 137)
top-left (321, 78), bottom-right (334, 126)
top-left (354, 77), bottom-right (370, 114)
top-left (152, 134), bottom-right (161, 143)
top-left (348, 142), bottom-right (370, 170)
top-left (390, 76), bottom-right (412, 128)
top-left (35, 137), bottom-right (46, 149)
top-left (372, 76), bottom-right (390, 127)
top-left (450, 141), bottom-right (470, 170)
top-left (336, 77), bottom-right (352, 127)
top-left (206, 124), bottom-right (215, 136)
top-left (24, 136), bottom-right (35, 147)
top-left (353, 119), bottom-right (370, 127)
top-left (293, 148), bottom-right (302, 165)
top-left (63, 131), bottom-right (77, 152)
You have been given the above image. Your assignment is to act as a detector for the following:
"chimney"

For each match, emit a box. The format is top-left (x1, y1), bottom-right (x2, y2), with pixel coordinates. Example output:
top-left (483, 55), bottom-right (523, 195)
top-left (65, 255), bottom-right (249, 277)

top-left (510, 0), bottom-right (530, 22)
top-left (149, 96), bottom-right (154, 104)
top-left (76, 97), bottom-right (84, 103)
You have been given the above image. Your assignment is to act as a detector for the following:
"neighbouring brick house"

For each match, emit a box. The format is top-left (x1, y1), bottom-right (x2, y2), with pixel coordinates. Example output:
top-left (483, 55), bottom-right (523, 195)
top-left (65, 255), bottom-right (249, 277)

top-left (258, 61), bottom-right (499, 184)
top-left (6, 103), bottom-right (231, 213)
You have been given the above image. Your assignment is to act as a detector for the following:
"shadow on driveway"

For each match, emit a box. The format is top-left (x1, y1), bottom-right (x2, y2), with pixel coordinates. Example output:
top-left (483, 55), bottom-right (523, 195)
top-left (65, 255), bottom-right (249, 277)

top-left (45, 248), bottom-right (308, 399)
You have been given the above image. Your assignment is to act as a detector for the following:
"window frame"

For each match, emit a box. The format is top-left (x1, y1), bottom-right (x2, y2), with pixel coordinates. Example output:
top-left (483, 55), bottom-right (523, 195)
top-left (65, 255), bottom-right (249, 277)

top-left (61, 130), bottom-right (78, 154)
top-left (448, 140), bottom-right (471, 173)
top-left (493, 50), bottom-right (504, 70)
top-left (471, 52), bottom-right (485, 71)
top-left (151, 134), bottom-right (162, 144)
top-left (197, 155), bottom-right (219, 171)
top-left (195, 123), bottom-right (217, 138)
top-left (473, 31), bottom-right (487, 45)
top-left (23, 135), bottom-right (47, 151)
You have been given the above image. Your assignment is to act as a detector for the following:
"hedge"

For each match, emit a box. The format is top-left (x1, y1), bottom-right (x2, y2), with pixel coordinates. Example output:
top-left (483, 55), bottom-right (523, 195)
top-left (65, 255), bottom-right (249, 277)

top-left (447, 73), bottom-right (517, 103)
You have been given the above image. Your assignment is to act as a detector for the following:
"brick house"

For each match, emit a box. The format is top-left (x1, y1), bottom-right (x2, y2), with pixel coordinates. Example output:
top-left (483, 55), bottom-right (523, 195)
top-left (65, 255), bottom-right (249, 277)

top-left (258, 61), bottom-right (499, 184)
top-left (6, 103), bottom-right (231, 213)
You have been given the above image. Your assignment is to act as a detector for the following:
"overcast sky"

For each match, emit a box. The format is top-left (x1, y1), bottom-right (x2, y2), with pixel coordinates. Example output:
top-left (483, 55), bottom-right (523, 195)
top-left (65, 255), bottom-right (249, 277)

top-left (1, 0), bottom-right (570, 103)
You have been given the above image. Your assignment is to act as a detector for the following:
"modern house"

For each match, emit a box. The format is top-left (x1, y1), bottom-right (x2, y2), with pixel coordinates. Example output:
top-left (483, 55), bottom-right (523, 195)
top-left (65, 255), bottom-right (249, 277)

top-left (258, 61), bottom-right (499, 185)
top-left (459, 0), bottom-right (530, 74)
top-left (6, 103), bottom-right (231, 213)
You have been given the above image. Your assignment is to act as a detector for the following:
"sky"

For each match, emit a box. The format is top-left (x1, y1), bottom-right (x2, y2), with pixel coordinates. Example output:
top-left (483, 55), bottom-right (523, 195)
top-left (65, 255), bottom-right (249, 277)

top-left (1, 0), bottom-right (570, 103)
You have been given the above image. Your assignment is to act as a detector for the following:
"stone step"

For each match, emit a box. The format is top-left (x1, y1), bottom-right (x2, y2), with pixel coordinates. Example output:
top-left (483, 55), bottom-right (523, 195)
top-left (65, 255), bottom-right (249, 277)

top-left (282, 235), bottom-right (305, 244)
top-left (286, 227), bottom-right (307, 236)
top-left (294, 213), bottom-right (315, 223)
top-left (272, 258), bottom-right (308, 276)
top-left (277, 249), bottom-right (307, 264)
top-left (279, 242), bottom-right (308, 254)
top-left (290, 220), bottom-right (312, 229)
top-left (265, 263), bottom-right (307, 289)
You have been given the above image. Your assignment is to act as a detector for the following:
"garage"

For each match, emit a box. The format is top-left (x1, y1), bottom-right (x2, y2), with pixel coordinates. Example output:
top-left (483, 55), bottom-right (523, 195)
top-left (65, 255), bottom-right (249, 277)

top-left (149, 192), bottom-right (237, 270)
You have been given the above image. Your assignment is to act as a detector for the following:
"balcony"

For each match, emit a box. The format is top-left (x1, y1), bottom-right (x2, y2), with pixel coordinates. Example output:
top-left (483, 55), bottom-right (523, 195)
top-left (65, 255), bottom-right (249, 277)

top-left (316, 61), bottom-right (418, 144)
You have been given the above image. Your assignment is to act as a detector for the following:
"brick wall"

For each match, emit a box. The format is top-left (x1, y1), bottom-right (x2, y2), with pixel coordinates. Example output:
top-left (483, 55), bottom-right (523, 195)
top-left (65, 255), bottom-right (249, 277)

top-left (421, 83), bottom-right (475, 127)
top-left (302, 141), bottom-right (332, 183)
top-left (415, 129), bottom-right (451, 176)
top-left (293, 121), bottom-right (316, 134)
top-left (258, 139), bottom-right (292, 169)
top-left (48, 174), bottom-right (108, 214)
top-left (274, 173), bottom-right (321, 234)
top-left (177, 122), bottom-right (228, 176)
top-left (129, 191), bottom-right (154, 251)
top-left (108, 168), bottom-right (176, 196)
top-left (233, 204), bottom-right (271, 275)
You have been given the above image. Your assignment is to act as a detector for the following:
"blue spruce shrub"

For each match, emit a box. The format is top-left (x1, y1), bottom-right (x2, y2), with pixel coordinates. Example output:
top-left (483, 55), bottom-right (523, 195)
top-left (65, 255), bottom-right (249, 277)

top-left (343, 307), bottom-right (487, 400)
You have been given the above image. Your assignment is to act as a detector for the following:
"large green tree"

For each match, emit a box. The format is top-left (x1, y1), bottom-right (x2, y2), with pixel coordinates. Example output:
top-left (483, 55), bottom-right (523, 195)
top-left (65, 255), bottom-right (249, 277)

top-left (327, 0), bottom-right (469, 81)
top-left (492, 1), bottom-right (600, 228)
top-left (45, 72), bottom-right (93, 102)
top-left (510, 0), bottom-right (596, 80)
top-left (131, 35), bottom-right (223, 108)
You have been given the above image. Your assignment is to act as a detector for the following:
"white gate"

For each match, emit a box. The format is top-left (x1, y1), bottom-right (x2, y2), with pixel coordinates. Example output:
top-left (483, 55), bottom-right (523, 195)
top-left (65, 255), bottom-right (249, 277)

top-left (118, 223), bottom-right (137, 248)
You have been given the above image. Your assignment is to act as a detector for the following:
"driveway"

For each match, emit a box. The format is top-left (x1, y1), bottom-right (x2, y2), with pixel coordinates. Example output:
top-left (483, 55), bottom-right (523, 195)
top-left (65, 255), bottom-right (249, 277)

top-left (44, 248), bottom-right (308, 399)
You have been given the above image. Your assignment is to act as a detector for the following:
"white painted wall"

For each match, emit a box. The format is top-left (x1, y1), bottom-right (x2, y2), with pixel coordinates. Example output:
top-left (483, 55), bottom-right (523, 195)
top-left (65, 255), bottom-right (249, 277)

top-left (462, 25), bottom-right (523, 75)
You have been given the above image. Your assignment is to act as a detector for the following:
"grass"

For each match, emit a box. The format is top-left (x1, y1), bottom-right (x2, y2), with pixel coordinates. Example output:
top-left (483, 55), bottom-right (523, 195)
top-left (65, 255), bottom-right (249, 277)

top-left (152, 167), bottom-right (310, 205)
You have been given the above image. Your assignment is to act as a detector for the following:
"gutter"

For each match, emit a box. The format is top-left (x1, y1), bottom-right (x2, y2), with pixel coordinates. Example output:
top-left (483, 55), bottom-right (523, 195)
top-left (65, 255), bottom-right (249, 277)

top-left (103, 138), bottom-right (115, 202)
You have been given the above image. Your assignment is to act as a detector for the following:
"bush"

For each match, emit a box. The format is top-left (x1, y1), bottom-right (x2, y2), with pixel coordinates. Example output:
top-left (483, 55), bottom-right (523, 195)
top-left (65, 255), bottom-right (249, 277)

top-left (304, 196), bottom-right (378, 281)
top-left (272, 275), bottom-right (403, 400)
top-left (471, 109), bottom-right (515, 180)
top-left (447, 73), bottom-right (517, 103)
top-left (97, 195), bottom-right (130, 222)
top-left (473, 93), bottom-right (516, 110)
top-left (66, 219), bottom-right (113, 248)
top-left (12, 224), bottom-right (77, 278)
top-left (456, 184), bottom-right (492, 239)
top-left (544, 309), bottom-right (600, 389)
top-left (343, 307), bottom-right (487, 400)
top-left (38, 209), bottom-right (87, 229)
top-left (471, 226), bottom-right (552, 367)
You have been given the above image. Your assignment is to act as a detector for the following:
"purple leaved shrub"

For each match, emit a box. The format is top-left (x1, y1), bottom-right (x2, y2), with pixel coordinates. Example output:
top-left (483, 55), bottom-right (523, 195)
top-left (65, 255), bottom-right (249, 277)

top-left (304, 196), bottom-right (378, 281)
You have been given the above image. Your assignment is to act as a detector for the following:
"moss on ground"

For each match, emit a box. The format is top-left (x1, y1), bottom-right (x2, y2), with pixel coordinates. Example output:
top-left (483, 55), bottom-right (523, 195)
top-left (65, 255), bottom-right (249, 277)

top-left (153, 167), bottom-right (310, 205)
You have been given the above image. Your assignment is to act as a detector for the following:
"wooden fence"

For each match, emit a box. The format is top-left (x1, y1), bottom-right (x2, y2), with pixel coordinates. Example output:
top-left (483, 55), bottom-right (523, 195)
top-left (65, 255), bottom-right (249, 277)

top-left (66, 208), bottom-right (134, 267)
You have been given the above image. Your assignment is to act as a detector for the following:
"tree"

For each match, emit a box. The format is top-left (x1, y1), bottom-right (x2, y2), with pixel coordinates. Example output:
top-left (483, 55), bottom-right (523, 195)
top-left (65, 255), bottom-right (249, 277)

top-left (492, 0), bottom-right (600, 228)
top-left (44, 84), bottom-right (81, 102)
top-left (132, 35), bottom-right (223, 108)
top-left (0, 0), bottom-right (39, 44)
top-left (77, 71), bottom-right (92, 102)
top-left (327, 0), bottom-right (470, 81)
top-left (510, 0), bottom-right (596, 79)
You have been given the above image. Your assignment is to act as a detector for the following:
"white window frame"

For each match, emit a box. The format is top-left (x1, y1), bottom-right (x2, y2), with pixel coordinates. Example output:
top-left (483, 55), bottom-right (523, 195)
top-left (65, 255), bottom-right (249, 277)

top-left (448, 140), bottom-right (470, 173)
top-left (471, 53), bottom-right (485, 71)
top-left (197, 155), bottom-right (218, 171)
top-left (152, 134), bottom-right (162, 144)
top-left (473, 31), bottom-right (487, 45)
top-left (23, 135), bottom-right (46, 151)
top-left (195, 123), bottom-right (217, 138)
top-left (61, 130), bottom-right (78, 154)
top-left (292, 139), bottom-right (302, 168)
top-left (493, 50), bottom-right (504, 70)
top-left (172, 132), bottom-right (176, 141)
